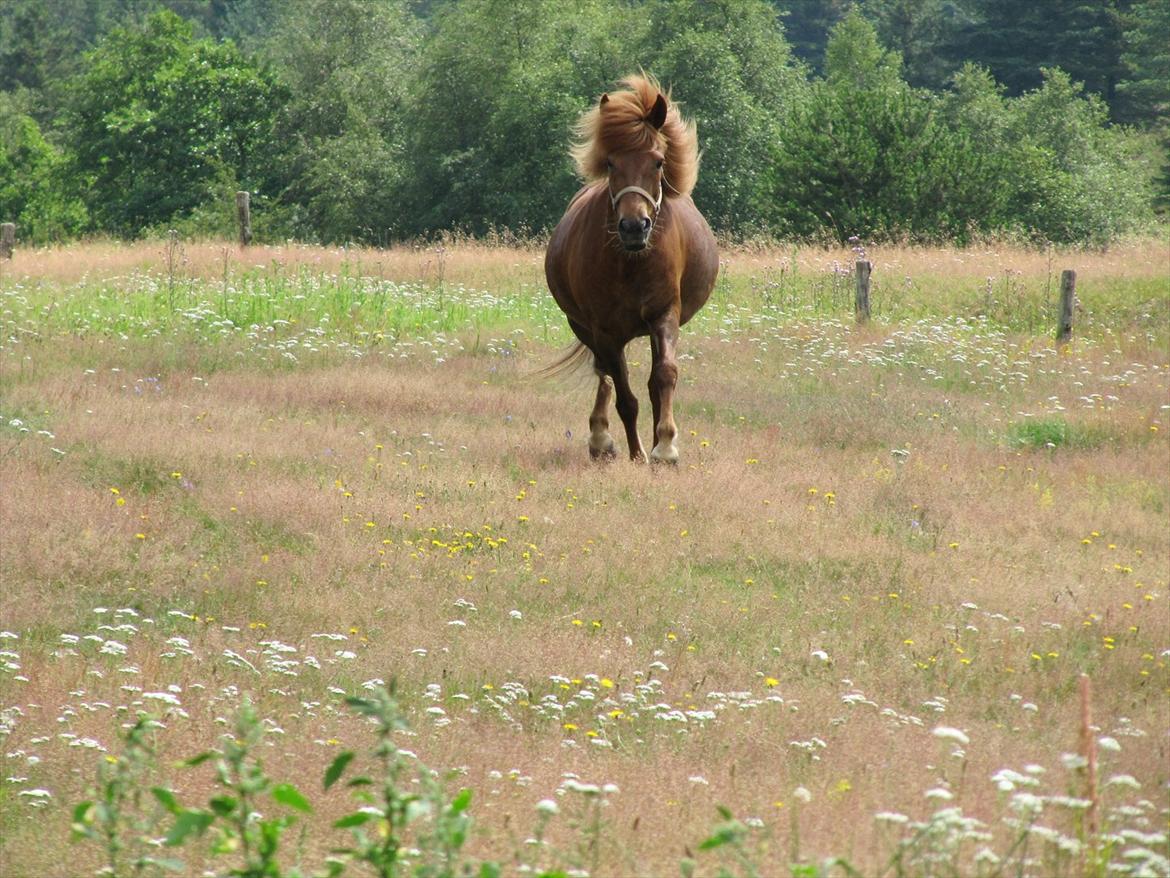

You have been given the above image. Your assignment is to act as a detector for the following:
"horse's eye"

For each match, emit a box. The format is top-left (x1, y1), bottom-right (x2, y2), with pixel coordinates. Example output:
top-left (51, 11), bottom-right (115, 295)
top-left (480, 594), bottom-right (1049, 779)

top-left (606, 159), bottom-right (614, 171)
top-left (656, 161), bottom-right (664, 171)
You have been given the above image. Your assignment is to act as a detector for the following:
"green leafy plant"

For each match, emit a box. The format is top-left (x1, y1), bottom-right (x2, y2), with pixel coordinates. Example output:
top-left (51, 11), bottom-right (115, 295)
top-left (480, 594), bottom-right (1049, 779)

top-left (320, 686), bottom-right (495, 878)
top-left (163, 698), bottom-right (311, 877)
top-left (71, 715), bottom-right (186, 876)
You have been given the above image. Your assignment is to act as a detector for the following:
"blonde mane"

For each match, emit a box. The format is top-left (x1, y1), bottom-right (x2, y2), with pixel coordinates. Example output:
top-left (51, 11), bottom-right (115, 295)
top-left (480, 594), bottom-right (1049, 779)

top-left (571, 73), bottom-right (699, 199)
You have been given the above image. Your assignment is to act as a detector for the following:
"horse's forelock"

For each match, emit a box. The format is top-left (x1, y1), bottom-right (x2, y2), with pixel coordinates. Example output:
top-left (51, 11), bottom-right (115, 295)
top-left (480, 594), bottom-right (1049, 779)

top-left (571, 73), bottom-right (699, 198)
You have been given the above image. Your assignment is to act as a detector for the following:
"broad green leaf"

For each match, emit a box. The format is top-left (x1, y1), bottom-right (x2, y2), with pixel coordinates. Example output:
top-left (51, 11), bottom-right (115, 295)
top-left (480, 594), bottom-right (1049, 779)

top-left (449, 787), bottom-right (472, 813)
top-left (272, 782), bottom-right (313, 813)
top-left (334, 811), bottom-right (374, 829)
top-left (209, 795), bottom-right (238, 816)
top-left (165, 809), bottom-right (214, 846)
top-left (323, 751), bottom-right (355, 791)
top-left (698, 826), bottom-right (737, 851)
top-left (71, 801), bottom-right (94, 824)
top-left (152, 786), bottom-right (181, 814)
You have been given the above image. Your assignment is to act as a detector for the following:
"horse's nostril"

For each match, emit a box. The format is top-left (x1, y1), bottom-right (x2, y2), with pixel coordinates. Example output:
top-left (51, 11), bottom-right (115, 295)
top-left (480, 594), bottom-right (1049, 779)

top-left (642, 217), bottom-right (652, 232)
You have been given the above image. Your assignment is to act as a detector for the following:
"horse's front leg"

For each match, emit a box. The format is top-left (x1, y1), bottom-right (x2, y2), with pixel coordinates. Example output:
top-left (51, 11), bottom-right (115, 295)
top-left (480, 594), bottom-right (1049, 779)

top-left (647, 311), bottom-right (681, 464)
top-left (588, 371), bottom-right (617, 460)
top-left (596, 345), bottom-right (647, 463)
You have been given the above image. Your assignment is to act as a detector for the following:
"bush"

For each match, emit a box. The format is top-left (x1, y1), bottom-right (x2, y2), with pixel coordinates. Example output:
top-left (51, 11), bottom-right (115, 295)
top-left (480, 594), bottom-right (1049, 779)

top-left (767, 12), bottom-right (1156, 244)
top-left (0, 94), bottom-right (87, 242)
top-left (63, 10), bottom-right (287, 237)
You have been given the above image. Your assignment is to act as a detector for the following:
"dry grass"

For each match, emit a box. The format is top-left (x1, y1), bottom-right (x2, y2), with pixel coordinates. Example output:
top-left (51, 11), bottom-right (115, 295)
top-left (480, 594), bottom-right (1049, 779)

top-left (2, 233), bottom-right (1166, 288)
top-left (0, 236), bottom-right (547, 292)
top-left (1, 240), bottom-right (1167, 876)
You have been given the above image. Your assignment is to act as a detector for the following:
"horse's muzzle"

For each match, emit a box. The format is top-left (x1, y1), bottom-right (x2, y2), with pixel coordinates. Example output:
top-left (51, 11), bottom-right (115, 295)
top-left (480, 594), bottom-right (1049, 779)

top-left (618, 216), bottom-right (652, 251)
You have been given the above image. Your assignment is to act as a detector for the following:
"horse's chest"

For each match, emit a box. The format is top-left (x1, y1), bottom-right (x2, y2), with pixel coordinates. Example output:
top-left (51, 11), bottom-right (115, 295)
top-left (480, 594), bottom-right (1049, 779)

top-left (584, 268), bottom-right (668, 328)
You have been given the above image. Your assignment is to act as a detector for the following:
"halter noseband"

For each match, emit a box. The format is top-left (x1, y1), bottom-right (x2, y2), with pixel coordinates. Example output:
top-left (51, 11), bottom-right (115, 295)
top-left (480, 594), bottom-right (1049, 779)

top-left (609, 184), bottom-right (662, 215)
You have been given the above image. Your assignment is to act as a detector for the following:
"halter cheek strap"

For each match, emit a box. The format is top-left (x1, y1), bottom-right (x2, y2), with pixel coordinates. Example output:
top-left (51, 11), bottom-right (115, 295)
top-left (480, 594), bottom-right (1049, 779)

top-left (609, 184), bottom-right (662, 214)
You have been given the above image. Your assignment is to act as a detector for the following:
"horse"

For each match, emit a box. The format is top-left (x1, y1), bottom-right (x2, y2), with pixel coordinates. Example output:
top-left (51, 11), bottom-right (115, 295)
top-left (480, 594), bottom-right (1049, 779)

top-left (545, 73), bottom-right (719, 464)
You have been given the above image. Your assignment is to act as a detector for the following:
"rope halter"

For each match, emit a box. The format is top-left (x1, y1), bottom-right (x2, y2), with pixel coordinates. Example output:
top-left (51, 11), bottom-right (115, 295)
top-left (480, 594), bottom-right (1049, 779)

top-left (609, 183), bottom-right (662, 215)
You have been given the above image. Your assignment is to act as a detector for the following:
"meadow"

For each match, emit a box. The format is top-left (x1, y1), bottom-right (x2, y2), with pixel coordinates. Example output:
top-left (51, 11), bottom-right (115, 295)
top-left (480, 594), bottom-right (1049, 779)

top-left (0, 236), bottom-right (1167, 877)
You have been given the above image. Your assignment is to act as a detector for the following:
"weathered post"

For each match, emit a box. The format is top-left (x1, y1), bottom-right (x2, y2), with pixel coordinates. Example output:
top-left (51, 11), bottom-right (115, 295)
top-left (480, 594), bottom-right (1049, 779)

top-left (0, 223), bottom-right (14, 259)
top-left (855, 259), bottom-right (872, 323)
top-left (1057, 269), bottom-right (1076, 343)
top-left (236, 191), bottom-right (252, 247)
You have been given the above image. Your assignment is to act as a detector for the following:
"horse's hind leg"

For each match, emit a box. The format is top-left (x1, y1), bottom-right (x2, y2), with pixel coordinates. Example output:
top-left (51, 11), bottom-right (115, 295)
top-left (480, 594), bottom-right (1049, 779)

top-left (588, 372), bottom-right (617, 460)
top-left (647, 312), bottom-right (681, 464)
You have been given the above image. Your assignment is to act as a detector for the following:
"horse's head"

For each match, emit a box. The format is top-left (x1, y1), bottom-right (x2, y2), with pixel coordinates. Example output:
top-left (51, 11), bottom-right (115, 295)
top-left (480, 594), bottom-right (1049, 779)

top-left (602, 92), bottom-right (667, 253)
top-left (572, 76), bottom-right (698, 252)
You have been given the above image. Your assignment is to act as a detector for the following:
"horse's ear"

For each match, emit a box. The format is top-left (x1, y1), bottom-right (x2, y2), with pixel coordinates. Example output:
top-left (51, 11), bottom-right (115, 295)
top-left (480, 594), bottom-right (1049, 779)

top-left (600, 93), bottom-right (609, 106)
top-left (648, 93), bottom-right (668, 129)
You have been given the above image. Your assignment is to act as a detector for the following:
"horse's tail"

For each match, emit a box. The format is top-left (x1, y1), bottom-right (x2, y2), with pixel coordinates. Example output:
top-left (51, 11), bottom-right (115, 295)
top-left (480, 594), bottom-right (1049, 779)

top-left (532, 341), bottom-right (594, 379)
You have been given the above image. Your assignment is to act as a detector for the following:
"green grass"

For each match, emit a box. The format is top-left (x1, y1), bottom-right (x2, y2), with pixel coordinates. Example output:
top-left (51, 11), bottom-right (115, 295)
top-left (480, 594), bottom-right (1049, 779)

top-left (1006, 416), bottom-right (1110, 450)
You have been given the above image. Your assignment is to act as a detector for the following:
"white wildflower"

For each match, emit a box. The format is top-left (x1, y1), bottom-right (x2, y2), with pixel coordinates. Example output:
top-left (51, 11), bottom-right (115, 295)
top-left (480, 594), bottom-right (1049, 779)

top-left (535, 798), bottom-right (559, 816)
top-left (932, 726), bottom-right (970, 746)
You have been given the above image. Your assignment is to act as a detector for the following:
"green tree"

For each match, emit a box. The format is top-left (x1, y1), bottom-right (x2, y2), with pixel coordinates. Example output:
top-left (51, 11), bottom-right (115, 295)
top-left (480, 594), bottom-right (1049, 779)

top-left (399, 0), bottom-right (641, 236)
top-left (770, 0), bottom-right (853, 76)
top-left (0, 95), bottom-right (88, 241)
top-left (1116, 0), bottom-right (1170, 208)
top-left (63, 9), bottom-right (287, 236)
top-left (1007, 67), bottom-right (1155, 240)
top-left (768, 10), bottom-right (972, 241)
top-left (860, 0), bottom-right (970, 90)
top-left (641, 0), bottom-right (806, 235)
top-left (261, 0), bottom-right (421, 243)
top-left (1117, 0), bottom-right (1170, 123)
top-left (948, 0), bottom-right (1131, 110)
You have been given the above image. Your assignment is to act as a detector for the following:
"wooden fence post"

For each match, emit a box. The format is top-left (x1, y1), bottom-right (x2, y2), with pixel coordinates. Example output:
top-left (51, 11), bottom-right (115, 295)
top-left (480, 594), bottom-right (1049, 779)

top-left (855, 259), bottom-right (872, 323)
top-left (0, 223), bottom-right (14, 259)
top-left (1057, 269), bottom-right (1076, 343)
top-left (236, 191), bottom-right (252, 247)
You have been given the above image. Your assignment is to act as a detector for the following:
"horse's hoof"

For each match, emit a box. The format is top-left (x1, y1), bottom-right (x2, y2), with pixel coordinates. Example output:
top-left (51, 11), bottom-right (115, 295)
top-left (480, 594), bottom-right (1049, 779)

top-left (650, 444), bottom-right (679, 465)
top-left (589, 436), bottom-right (617, 460)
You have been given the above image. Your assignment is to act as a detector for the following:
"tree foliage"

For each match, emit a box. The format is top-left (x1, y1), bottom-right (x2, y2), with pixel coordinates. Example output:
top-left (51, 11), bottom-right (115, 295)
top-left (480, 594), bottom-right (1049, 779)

top-left (261, 0), bottom-right (421, 243)
top-left (0, 0), bottom-right (1162, 244)
top-left (63, 10), bottom-right (286, 236)
top-left (0, 95), bottom-right (88, 242)
top-left (397, 0), bottom-right (640, 238)
top-left (768, 12), bottom-right (1155, 243)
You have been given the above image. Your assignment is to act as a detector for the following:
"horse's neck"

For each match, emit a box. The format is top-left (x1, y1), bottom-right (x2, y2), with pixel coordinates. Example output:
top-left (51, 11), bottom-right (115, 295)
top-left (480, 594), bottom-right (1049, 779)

top-left (568, 183), bottom-right (604, 209)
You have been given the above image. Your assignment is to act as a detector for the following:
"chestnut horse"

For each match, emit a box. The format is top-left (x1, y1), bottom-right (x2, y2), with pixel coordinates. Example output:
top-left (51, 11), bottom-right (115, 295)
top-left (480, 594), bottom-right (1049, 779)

top-left (545, 74), bottom-right (718, 464)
